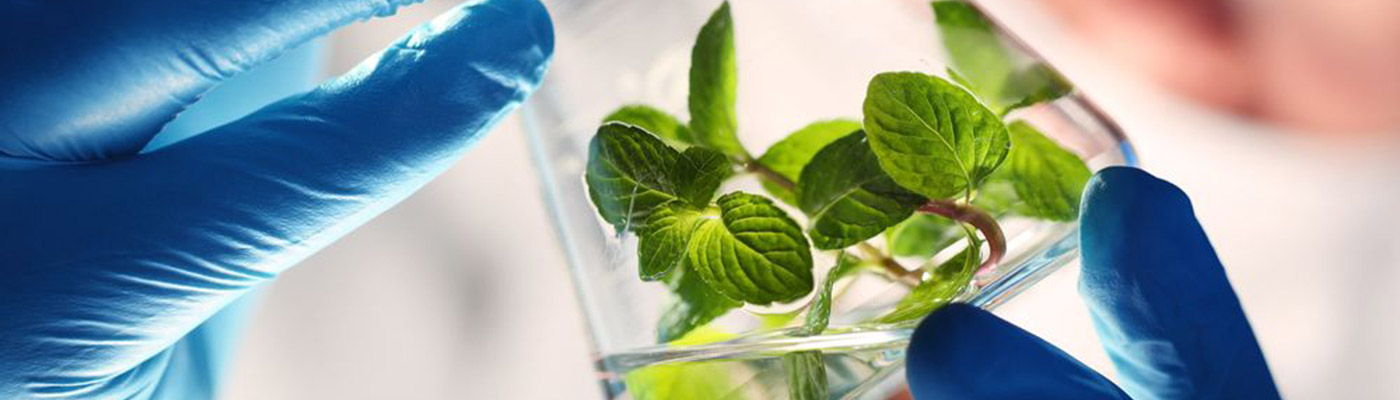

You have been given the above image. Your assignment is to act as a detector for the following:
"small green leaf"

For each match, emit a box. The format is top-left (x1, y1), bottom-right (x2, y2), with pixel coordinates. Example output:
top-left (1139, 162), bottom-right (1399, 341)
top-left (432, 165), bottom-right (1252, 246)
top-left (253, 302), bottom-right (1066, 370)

top-left (885, 213), bottom-right (962, 258)
top-left (758, 310), bottom-right (802, 330)
top-left (657, 260), bottom-right (742, 342)
top-left (798, 131), bottom-right (927, 249)
top-left (863, 72), bottom-right (1010, 200)
top-left (799, 252), bottom-right (864, 336)
top-left (639, 204), bottom-right (707, 281)
top-left (585, 123), bottom-right (684, 233)
top-left (604, 105), bottom-right (694, 146)
top-left (1000, 64), bottom-right (1073, 114)
top-left (689, 192), bottom-right (814, 305)
top-left (783, 351), bottom-right (829, 400)
top-left (625, 358), bottom-right (732, 400)
top-left (756, 119), bottom-right (863, 205)
top-left (933, 1), bottom-right (1072, 113)
top-left (676, 147), bottom-right (734, 207)
top-left (689, 1), bottom-right (747, 158)
top-left (876, 242), bottom-right (979, 324)
top-left (933, 1), bottom-right (1017, 109)
top-left (1000, 121), bottom-right (1091, 221)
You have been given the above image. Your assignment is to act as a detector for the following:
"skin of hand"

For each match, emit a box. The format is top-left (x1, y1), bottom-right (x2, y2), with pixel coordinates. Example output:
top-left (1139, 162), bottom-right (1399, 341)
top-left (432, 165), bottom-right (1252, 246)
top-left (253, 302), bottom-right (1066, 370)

top-left (0, 0), bottom-right (553, 398)
top-left (1041, 0), bottom-right (1400, 133)
top-left (905, 167), bottom-right (1282, 399)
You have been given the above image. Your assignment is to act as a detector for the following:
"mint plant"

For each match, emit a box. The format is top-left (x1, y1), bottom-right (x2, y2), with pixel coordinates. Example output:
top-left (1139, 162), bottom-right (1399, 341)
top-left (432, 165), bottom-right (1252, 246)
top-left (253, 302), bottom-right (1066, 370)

top-left (594, 1), bottom-right (1092, 397)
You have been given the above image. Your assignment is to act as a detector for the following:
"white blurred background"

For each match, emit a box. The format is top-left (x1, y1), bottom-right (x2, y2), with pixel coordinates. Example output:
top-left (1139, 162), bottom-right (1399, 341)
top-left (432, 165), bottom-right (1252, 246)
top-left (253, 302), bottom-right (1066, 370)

top-left (221, 1), bottom-right (1400, 398)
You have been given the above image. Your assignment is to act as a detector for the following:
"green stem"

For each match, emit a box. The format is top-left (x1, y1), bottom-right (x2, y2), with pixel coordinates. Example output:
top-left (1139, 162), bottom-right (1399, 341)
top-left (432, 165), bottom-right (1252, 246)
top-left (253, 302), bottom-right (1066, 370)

top-left (917, 200), bottom-right (1005, 274)
top-left (745, 161), bottom-right (794, 190)
top-left (856, 243), bottom-right (922, 286)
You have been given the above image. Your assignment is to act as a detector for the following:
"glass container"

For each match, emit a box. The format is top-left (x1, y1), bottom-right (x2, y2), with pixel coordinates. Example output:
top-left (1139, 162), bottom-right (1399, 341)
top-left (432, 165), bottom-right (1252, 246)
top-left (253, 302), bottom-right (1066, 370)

top-left (523, 0), bottom-right (1135, 398)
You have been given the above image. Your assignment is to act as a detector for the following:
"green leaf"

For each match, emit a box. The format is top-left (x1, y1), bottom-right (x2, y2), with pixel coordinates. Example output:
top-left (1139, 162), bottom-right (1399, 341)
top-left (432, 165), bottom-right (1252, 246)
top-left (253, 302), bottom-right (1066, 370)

top-left (885, 213), bottom-right (962, 258)
top-left (863, 72), bottom-right (1010, 200)
top-left (604, 104), bottom-right (694, 146)
top-left (758, 310), bottom-right (802, 330)
top-left (756, 119), bottom-right (863, 205)
top-left (639, 204), bottom-right (707, 281)
top-left (625, 358), bottom-right (732, 400)
top-left (783, 351), bottom-right (829, 400)
top-left (689, 192), bottom-right (814, 305)
top-left (1000, 63), bottom-right (1073, 114)
top-left (933, 1), bottom-right (1017, 109)
top-left (799, 252), bottom-right (864, 336)
top-left (586, 123), bottom-right (684, 233)
top-left (797, 131), bottom-right (927, 249)
top-left (1000, 121), bottom-right (1091, 221)
top-left (933, 1), bottom-right (1072, 113)
top-left (689, 1), bottom-right (746, 158)
top-left (972, 178), bottom-right (1020, 214)
top-left (657, 260), bottom-right (742, 342)
top-left (876, 242), bottom-right (979, 324)
top-left (676, 147), bottom-right (734, 206)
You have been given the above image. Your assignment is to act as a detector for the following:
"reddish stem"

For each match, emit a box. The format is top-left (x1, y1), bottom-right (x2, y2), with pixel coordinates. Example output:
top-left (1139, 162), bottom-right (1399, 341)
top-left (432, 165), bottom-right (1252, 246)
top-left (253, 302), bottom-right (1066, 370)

top-left (918, 200), bottom-right (1005, 274)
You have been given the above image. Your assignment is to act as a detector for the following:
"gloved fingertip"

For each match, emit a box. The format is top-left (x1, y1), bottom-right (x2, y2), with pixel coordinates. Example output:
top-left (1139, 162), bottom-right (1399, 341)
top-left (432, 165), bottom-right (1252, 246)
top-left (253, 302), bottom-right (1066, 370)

top-left (1079, 166), bottom-right (1201, 275)
top-left (1075, 167), bottom-right (1280, 399)
top-left (906, 304), bottom-right (994, 382)
top-left (906, 304), bottom-right (1127, 400)
top-left (1081, 167), bottom-right (1193, 229)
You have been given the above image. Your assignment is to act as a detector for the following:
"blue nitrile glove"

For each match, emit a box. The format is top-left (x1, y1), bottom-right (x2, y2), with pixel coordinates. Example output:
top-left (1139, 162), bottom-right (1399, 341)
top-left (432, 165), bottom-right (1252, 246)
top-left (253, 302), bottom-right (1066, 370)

top-left (0, 0), bottom-right (552, 398)
top-left (905, 167), bottom-right (1282, 399)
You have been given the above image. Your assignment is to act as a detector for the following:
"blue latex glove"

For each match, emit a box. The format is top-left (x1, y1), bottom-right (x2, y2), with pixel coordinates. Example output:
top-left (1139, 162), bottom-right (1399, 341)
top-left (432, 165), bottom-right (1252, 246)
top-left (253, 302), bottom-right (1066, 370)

top-left (906, 167), bottom-right (1282, 399)
top-left (0, 0), bottom-right (552, 398)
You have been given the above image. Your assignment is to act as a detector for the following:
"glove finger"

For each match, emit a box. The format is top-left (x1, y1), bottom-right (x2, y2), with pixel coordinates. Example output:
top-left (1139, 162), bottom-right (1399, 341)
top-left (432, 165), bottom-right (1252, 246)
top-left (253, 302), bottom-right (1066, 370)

top-left (906, 304), bottom-right (1130, 400)
top-left (0, 0), bottom-right (426, 162)
top-left (1079, 167), bottom-right (1280, 399)
top-left (0, 0), bottom-right (550, 396)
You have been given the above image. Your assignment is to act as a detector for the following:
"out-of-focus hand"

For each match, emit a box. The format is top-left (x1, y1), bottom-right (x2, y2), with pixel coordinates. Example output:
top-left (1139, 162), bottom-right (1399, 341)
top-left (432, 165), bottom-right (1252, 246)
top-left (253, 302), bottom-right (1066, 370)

top-left (905, 167), bottom-right (1282, 399)
top-left (0, 0), bottom-right (552, 398)
top-left (1042, 0), bottom-right (1400, 133)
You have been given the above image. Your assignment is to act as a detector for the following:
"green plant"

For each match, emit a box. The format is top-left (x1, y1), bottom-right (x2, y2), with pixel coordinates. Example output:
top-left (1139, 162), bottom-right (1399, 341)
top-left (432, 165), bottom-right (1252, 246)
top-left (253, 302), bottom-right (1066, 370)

top-left (597, 1), bottom-right (1090, 397)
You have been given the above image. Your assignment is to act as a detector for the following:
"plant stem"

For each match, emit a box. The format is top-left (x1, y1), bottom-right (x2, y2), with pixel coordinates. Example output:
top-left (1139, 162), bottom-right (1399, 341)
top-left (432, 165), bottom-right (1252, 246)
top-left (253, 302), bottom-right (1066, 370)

top-left (856, 243), bottom-right (922, 286)
top-left (746, 160), bottom-right (919, 286)
top-left (745, 161), bottom-right (794, 190)
top-left (918, 200), bottom-right (1005, 274)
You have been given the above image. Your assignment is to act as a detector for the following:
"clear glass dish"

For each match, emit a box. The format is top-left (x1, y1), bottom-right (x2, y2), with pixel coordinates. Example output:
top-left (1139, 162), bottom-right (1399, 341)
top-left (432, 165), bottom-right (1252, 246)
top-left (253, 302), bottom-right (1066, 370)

top-left (522, 0), bottom-right (1135, 398)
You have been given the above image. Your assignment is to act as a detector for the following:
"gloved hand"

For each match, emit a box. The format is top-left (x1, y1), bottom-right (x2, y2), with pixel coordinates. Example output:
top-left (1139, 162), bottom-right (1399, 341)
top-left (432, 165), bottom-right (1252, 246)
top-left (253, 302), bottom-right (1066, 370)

top-left (0, 0), bottom-right (552, 398)
top-left (905, 167), bottom-right (1282, 399)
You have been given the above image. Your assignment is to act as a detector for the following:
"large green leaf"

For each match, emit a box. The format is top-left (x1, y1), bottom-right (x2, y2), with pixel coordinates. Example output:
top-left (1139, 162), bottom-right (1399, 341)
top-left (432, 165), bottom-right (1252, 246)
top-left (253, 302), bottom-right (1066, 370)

top-left (876, 241), bottom-right (979, 324)
top-left (586, 123), bottom-right (684, 233)
top-left (639, 204), bottom-right (708, 281)
top-left (933, 1), bottom-right (1072, 114)
top-left (783, 351), bottom-right (829, 400)
top-left (605, 104), bottom-right (693, 146)
top-left (656, 260), bottom-right (742, 342)
top-left (756, 119), bottom-right (862, 205)
top-left (863, 72), bottom-right (1010, 200)
top-left (797, 131), bottom-right (927, 249)
top-left (885, 213), bottom-right (962, 258)
top-left (688, 1), bottom-right (746, 158)
top-left (1000, 121), bottom-right (1091, 221)
top-left (675, 146), bottom-right (734, 207)
top-left (689, 192), bottom-right (814, 305)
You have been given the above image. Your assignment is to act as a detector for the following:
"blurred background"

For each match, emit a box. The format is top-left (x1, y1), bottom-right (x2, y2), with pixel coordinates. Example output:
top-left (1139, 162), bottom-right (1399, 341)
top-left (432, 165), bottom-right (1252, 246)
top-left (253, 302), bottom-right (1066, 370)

top-left (218, 0), bottom-right (1400, 398)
